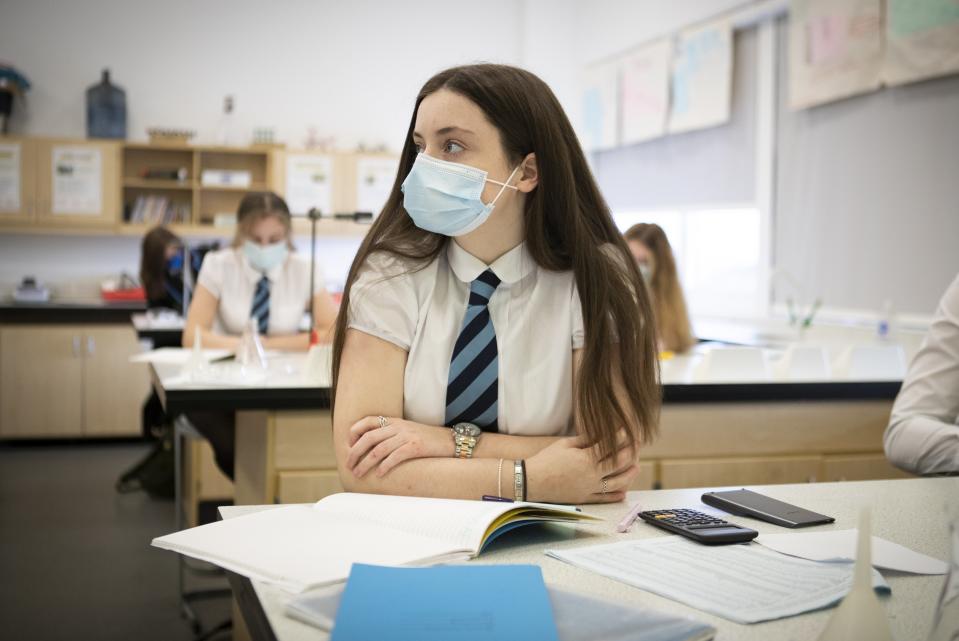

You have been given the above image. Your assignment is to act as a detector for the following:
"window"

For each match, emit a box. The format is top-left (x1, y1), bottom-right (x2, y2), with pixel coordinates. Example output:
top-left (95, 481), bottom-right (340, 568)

top-left (613, 207), bottom-right (762, 318)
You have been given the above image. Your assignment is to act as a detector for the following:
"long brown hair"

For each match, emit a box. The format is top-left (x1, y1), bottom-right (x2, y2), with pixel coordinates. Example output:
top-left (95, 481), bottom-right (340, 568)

top-left (332, 64), bottom-right (660, 461)
top-left (624, 223), bottom-right (695, 353)
top-left (140, 225), bottom-right (181, 303)
top-left (233, 191), bottom-right (294, 248)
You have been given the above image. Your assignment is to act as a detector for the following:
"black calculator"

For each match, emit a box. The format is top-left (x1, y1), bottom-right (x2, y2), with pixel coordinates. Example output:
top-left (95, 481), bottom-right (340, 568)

top-left (639, 508), bottom-right (758, 544)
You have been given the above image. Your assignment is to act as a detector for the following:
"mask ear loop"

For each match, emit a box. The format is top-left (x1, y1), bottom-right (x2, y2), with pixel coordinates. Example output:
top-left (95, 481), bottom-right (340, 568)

top-left (485, 165), bottom-right (522, 206)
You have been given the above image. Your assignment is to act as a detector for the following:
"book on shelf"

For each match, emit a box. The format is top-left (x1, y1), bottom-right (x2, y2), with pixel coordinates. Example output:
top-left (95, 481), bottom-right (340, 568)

top-left (127, 195), bottom-right (190, 225)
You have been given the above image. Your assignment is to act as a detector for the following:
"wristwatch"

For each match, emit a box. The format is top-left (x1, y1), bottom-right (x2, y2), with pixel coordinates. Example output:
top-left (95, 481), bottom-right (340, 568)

top-left (452, 423), bottom-right (482, 459)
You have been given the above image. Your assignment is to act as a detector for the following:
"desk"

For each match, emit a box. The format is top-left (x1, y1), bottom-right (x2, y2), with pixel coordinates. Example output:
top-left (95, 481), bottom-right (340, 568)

top-left (221, 477), bottom-right (955, 641)
top-left (132, 311), bottom-right (183, 346)
top-left (150, 353), bottom-right (335, 507)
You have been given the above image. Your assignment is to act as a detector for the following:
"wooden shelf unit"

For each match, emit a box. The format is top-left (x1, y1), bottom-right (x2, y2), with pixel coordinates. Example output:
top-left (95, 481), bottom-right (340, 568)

top-left (121, 143), bottom-right (273, 228)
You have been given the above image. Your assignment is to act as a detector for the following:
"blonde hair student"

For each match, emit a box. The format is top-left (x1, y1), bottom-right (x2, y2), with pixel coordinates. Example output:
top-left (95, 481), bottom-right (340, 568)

top-left (624, 223), bottom-right (695, 353)
top-left (332, 64), bottom-right (661, 505)
top-left (182, 191), bottom-right (338, 351)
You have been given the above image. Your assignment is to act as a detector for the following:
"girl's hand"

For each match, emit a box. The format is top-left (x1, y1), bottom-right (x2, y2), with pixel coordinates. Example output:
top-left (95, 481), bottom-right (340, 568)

top-left (346, 416), bottom-right (454, 478)
top-left (525, 436), bottom-right (639, 504)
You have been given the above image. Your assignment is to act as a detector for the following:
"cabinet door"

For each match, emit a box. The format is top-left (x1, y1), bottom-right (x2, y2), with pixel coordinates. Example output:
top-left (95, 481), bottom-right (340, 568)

top-left (34, 138), bottom-right (121, 226)
top-left (0, 137), bottom-right (36, 222)
top-left (82, 327), bottom-right (150, 436)
top-left (0, 326), bottom-right (84, 437)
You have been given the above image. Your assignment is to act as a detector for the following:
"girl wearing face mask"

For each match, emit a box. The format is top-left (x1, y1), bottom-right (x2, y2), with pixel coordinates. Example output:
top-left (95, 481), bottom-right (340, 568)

top-left (624, 223), bottom-right (695, 354)
top-left (181, 192), bottom-right (338, 480)
top-left (332, 64), bottom-right (660, 505)
top-left (183, 191), bottom-right (338, 352)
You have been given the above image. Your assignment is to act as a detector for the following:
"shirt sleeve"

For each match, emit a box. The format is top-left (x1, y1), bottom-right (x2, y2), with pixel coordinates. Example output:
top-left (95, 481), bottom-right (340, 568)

top-left (884, 273), bottom-right (959, 475)
top-left (571, 282), bottom-right (585, 350)
top-left (196, 251), bottom-right (224, 299)
top-left (347, 252), bottom-right (418, 351)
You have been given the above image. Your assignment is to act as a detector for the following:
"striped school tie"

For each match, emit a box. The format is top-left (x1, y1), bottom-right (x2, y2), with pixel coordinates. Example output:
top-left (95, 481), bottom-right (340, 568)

top-left (250, 275), bottom-right (270, 334)
top-left (445, 269), bottom-right (501, 431)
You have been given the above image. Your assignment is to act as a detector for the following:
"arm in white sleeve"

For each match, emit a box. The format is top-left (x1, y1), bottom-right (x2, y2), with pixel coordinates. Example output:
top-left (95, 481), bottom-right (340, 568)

top-left (884, 274), bottom-right (959, 475)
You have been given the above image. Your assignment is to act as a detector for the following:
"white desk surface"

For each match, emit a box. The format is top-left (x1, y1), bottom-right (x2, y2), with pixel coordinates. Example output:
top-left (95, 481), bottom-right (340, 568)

top-left (221, 477), bottom-right (956, 641)
top-left (151, 351), bottom-right (330, 391)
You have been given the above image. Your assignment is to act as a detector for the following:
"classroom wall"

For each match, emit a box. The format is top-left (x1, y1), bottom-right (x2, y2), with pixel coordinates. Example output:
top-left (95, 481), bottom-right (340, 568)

top-left (1, 0), bottom-right (525, 148)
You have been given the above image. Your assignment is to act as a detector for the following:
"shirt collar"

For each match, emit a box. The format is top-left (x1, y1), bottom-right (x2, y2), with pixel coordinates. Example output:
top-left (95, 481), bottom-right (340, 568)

top-left (446, 239), bottom-right (534, 286)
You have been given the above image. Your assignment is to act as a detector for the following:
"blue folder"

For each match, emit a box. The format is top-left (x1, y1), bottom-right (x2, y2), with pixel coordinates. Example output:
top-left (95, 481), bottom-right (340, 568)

top-left (330, 563), bottom-right (560, 641)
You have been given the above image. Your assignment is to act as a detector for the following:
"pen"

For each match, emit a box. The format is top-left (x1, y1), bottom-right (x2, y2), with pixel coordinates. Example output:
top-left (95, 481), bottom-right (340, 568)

top-left (617, 501), bottom-right (644, 533)
top-left (482, 496), bottom-right (583, 512)
top-left (482, 495), bottom-right (512, 503)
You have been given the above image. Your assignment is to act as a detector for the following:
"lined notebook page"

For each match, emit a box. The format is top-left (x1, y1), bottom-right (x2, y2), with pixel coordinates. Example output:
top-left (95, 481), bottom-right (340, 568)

top-left (314, 493), bottom-right (516, 553)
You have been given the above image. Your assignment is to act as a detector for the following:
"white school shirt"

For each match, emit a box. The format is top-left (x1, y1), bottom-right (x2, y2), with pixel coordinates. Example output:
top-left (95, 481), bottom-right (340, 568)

top-left (885, 273), bottom-right (959, 474)
top-left (347, 240), bottom-right (585, 436)
top-left (196, 247), bottom-right (325, 336)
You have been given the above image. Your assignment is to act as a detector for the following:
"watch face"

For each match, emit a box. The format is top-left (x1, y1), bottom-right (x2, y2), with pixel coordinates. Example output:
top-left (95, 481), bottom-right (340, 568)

top-left (454, 422), bottom-right (481, 438)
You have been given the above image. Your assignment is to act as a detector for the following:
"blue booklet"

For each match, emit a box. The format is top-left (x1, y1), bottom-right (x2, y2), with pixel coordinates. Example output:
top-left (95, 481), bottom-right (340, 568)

top-left (330, 563), bottom-right (560, 641)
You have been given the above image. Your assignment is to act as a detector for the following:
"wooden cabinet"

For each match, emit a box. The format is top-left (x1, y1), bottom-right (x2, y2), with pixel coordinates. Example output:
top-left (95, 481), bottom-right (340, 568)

top-left (0, 324), bottom-right (147, 438)
top-left (0, 137), bottom-right (37, 223)
top-left (0, 326), bottom-right (84, 437)
top-left (34, 138), bottom-right (121, 227)
top-left (82, 327), bottom-right (150, 436)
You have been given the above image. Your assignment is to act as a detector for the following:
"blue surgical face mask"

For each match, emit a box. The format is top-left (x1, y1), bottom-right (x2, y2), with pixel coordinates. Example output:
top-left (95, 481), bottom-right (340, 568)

top-left (400, 153), bottom-right (520, 237)
top-left (166, 252), bottom-right (184, 273)
top-left (244, 240), bottom-right (288, 272)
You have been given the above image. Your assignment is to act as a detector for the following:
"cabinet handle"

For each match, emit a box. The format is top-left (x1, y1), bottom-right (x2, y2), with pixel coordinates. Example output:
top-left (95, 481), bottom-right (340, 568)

top-left (72, 336), bottom-right (81, 357)
top-left (86, 336), bottom-right (95, 357)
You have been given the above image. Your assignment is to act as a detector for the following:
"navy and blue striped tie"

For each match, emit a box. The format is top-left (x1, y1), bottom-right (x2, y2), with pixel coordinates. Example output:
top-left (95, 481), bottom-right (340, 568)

top-left (445, 269), bottom-right (501, 431)
top-left (250, 275), bottom-right (270, 334)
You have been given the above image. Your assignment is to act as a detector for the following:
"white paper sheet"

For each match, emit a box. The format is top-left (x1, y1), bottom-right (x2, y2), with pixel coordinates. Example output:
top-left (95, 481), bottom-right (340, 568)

top-left (129, 347), bottom-right (233, 365)
top-left (883, 0), bottom-right (959, 86)
top-left (581, 62), bottom-right (620, 151)
top-left (668, 20), bottom-right (733, 134)
top-left (547, 537), bottom-right (890, 624)
top-left (788, 0), bottom-right (884, 110)
top-left (620, 39), bottom-right (672, 145)
top-left (757, 529), bottom-right (948, 575)
top-left (355, 156), bottom-right (398, 217)
top-left (0, 142), bottom-right (21, 211)
top-left (285, 153), bottom-right (333, 216)
top-left (52, 146), bottom-right (102, 215)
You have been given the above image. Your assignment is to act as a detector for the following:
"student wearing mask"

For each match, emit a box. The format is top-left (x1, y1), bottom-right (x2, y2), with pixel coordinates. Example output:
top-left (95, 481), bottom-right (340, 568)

top-left (332, 64), bottom-right (660, 504)
top-left (624, 223), bottom-right (695, 353)
top-left (885, 273), bottom-right (959, 475)
top-left (182, 192), bottom-right (338, 478)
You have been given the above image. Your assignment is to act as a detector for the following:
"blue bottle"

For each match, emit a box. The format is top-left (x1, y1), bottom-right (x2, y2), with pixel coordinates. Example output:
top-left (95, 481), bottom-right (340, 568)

top-left (86, 69), bottom-right (126, 139)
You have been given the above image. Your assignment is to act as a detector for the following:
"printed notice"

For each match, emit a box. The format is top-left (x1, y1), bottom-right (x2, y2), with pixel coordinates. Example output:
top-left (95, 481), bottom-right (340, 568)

top-left (355, 156), bottom-right (398, 217)
top-left (581, 62), bottom-right (620, 151)
top-left (884, 0), bottom-right (959, 86)
top-left (286, 154), bottom-right (333, 216)
top-left (0, 143), bottom-right (20, 212)
top-left (52, 146), bottom-right (102, 215)
top-left (668, 20), bottom-right (733, 134)
top-left (620, 38), bottom-right (672, 145)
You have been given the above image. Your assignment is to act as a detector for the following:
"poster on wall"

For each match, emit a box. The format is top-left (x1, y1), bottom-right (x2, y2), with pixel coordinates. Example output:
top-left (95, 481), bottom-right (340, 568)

top-left (285, 153), bottom-right (333, 216)
top-left (788, 0), bottom-right (883, 110)
top-left (356, 156), bottom-right (399, 217)
top-left (883, 0), bottom-right (959, 86)
top-left (620, 38), bottom-right (673, 145)
top-left (580, 61), bottom-right (620, 152)
top-left (52, 146), bottom-right (102, 215)
top-left (0, 143), bottom-right (20, 212)
top-left (667, 20), bottom-right (733, 134)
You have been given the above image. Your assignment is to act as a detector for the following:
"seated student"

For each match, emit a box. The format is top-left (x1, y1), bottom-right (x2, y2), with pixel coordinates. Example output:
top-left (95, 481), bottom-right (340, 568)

top-left (623, 223), bottom-right (695, 353)
top-left (182, 192), bottom-right (339, 478)
top-left (140, 225), bottom-right (186, 316)
top-left (332, 64), bottom-right (660, 504)
top-left (885, 273), bottom-right (959, 475)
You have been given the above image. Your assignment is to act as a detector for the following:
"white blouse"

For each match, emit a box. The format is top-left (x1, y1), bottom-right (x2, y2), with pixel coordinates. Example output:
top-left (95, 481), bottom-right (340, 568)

top-left (348, 240), bottom-right (585, 436)
top-left (196, 247), bottom-right (325, 336)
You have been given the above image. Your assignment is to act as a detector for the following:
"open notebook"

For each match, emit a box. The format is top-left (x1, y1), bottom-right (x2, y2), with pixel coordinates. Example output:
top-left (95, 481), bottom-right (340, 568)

top-left (152, 493), bottom-right (600, 592)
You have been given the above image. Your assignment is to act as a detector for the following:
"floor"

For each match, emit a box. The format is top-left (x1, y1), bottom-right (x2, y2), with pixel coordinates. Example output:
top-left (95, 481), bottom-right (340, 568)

top-left (0, 441), bottom-right (232, 641)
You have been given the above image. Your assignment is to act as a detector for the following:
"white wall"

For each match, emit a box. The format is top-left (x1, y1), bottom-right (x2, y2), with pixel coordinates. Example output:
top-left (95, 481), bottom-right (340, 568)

top-left (2, 0), bottom-right (524, 148)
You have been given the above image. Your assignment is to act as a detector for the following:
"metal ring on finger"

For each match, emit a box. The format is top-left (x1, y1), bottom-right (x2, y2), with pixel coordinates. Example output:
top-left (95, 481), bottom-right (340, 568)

top-left (377, 415), bottom-right (389, 429)
top-left (602, 478), bottom-right (608, 494)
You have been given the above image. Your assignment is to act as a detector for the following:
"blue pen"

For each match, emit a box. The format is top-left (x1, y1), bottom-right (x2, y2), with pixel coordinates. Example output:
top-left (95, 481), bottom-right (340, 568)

top-left (482, 495), bottom-right (513, 503)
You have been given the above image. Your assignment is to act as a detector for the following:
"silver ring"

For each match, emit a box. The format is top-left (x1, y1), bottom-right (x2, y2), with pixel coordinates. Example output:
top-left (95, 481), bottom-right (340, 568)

top-left (602, 478), bottom-right (608, 494)
top-left (377, 415), bottom-right (389, 429)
